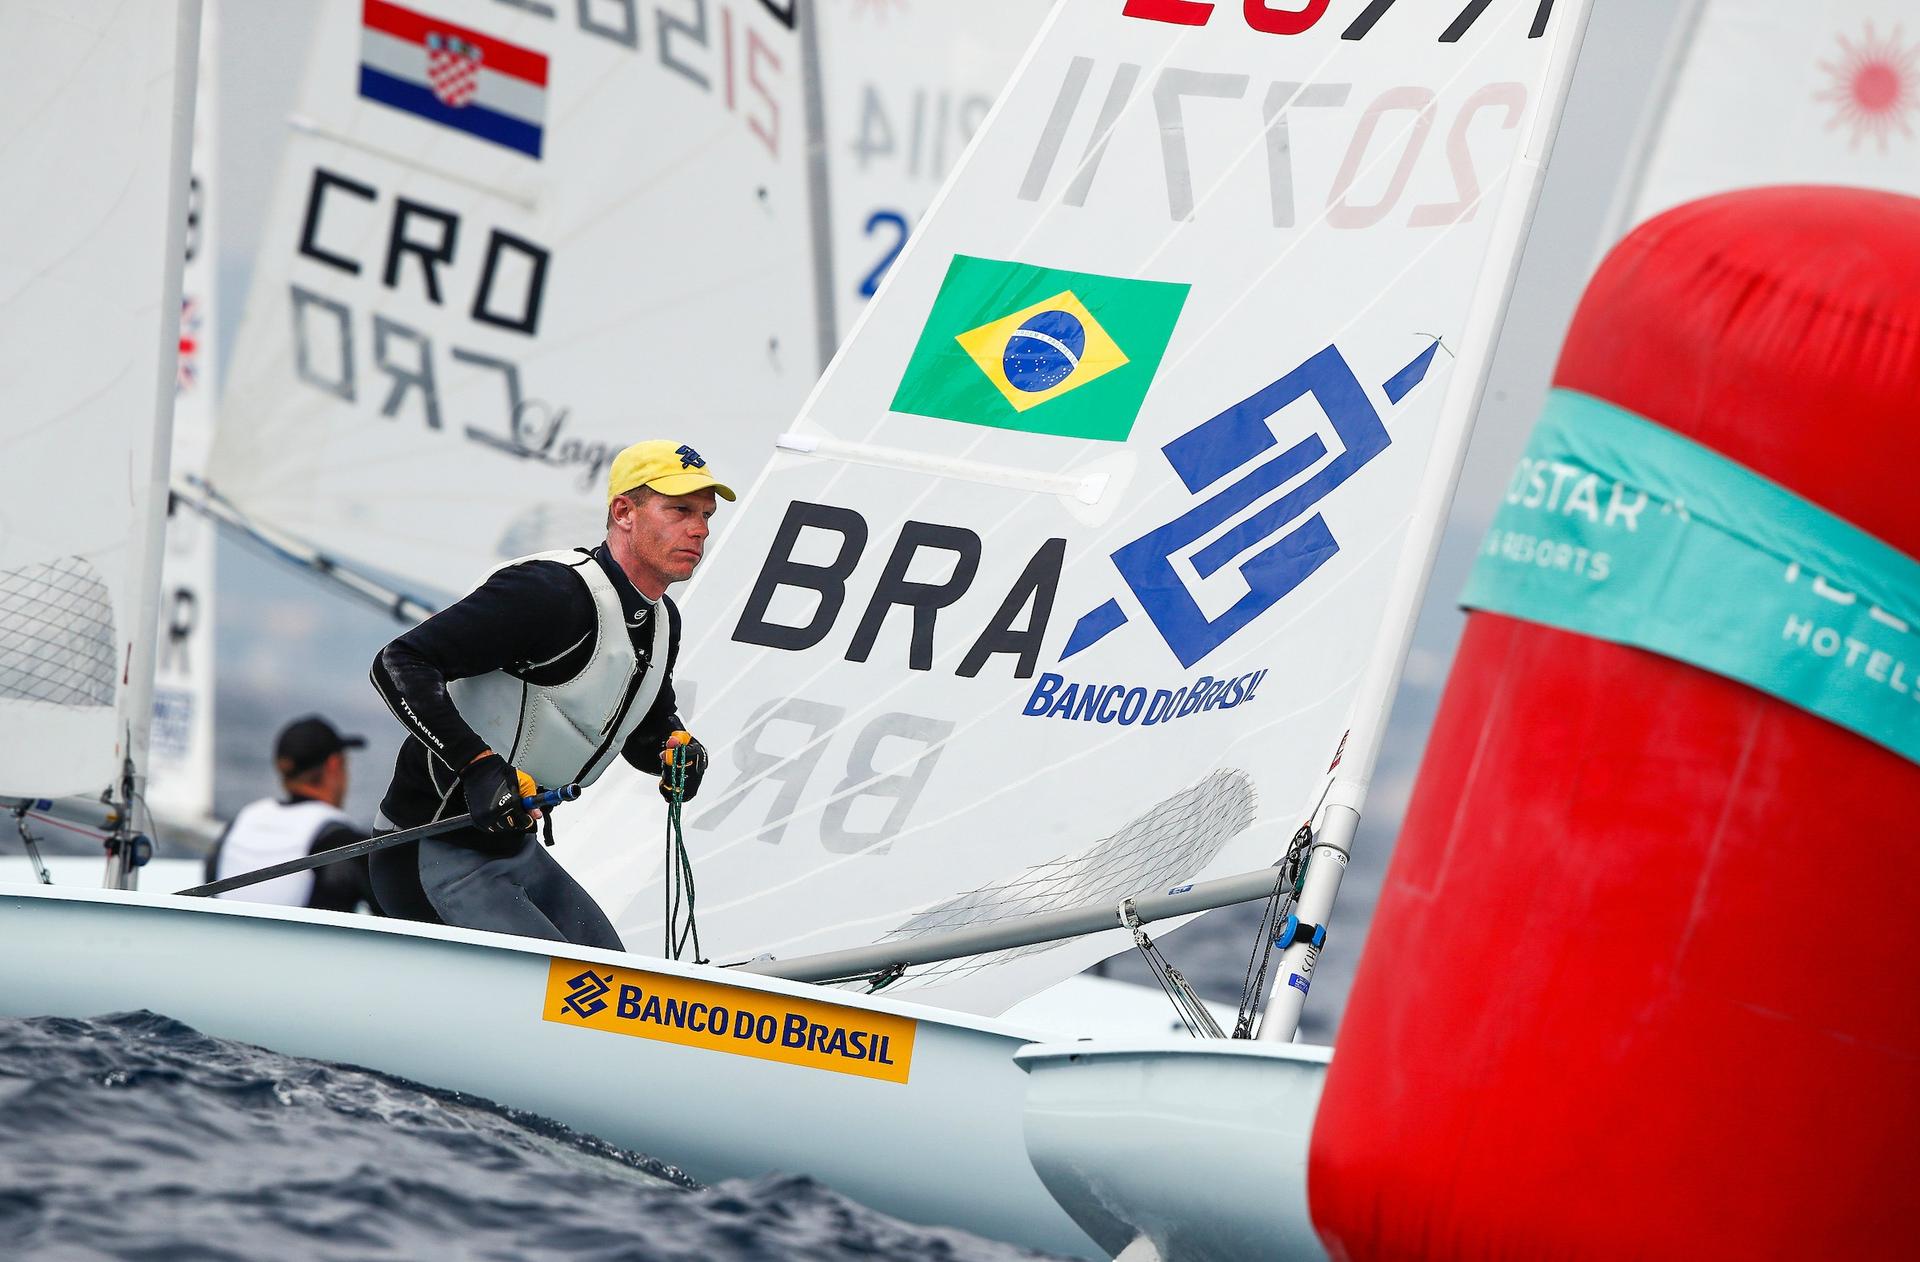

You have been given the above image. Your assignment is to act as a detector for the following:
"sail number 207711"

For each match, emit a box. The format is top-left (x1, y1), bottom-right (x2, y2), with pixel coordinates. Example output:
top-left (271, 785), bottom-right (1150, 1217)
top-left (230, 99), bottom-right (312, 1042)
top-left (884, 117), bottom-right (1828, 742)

top-left (1018, 59), bottom-right (1529, 231)
top-left (1122, 0), bottom-right (1559, 43)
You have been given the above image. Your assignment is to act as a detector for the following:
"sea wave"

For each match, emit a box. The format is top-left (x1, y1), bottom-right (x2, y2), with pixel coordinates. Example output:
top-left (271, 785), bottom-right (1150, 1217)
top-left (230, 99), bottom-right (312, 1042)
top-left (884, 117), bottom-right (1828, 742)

top-left (0, 1011), bottom-right (1067, 1261)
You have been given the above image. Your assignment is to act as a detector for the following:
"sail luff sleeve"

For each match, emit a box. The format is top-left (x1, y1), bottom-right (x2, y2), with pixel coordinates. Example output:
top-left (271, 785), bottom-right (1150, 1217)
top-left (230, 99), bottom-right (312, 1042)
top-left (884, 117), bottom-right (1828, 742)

top-left (369, 561), bottom-right (594, 770)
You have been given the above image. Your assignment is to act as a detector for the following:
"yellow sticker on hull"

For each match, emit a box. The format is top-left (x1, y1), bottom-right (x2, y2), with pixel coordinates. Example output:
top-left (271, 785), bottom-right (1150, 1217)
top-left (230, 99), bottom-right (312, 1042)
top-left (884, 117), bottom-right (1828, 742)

top-left (542, 959), bottom-right (916, 1084)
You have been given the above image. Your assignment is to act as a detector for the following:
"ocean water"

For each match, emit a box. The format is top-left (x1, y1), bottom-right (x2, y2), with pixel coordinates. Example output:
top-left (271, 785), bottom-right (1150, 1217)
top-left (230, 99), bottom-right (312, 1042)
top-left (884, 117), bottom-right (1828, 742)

top-left (0, 1011), bottom-right (1069, 1261)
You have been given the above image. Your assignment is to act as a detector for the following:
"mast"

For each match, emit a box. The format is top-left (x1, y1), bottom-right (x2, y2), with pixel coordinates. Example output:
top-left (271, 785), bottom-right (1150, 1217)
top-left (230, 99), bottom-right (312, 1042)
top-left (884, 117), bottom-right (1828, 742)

top-left (796, 0), bottom-right (837, 368)
top-left (111, 0), bottom-right (205, 889)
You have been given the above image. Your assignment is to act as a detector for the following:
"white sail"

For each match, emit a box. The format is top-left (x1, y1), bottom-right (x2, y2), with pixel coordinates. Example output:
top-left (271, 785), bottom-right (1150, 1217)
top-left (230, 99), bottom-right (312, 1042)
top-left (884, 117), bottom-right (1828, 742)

top-left (570, 0), bottom-right (1587, 1013)
top-left (817, 0), bottom-right (1042, 334)
top-left (148, 2), bottom-right (223, 831)
top-left (0, 0), bottom-right (201, 801)
top-left (209, 0), bottom-right (822, 600)
top-left (1622, 0), bottom-right (1920, 227)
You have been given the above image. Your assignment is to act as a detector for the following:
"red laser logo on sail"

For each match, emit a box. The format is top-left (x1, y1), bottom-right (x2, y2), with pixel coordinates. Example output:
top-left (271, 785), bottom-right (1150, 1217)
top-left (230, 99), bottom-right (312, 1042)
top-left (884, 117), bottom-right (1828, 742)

top-left (1816, 21), bottom-right (1919, 152)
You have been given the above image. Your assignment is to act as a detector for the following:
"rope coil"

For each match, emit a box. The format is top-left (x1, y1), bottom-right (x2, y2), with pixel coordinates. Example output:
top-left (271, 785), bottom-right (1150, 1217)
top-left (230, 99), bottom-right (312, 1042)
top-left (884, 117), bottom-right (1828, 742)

top-left (661, 741), bottom-right (704, 964)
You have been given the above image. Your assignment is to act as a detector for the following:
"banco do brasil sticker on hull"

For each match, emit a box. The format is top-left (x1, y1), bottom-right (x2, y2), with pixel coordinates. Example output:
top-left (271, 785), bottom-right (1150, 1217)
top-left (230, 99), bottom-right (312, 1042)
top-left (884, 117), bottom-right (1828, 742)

top-left (542, 960), bottom-right (916, 1084)
top-left (892, 254), bottom-right (1189, 442)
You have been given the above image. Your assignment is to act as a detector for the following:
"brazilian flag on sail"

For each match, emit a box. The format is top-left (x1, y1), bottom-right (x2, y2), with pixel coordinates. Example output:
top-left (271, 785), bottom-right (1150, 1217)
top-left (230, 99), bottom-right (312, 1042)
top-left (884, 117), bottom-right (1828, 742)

top-left (891, 255), bottom-right (1189, 442)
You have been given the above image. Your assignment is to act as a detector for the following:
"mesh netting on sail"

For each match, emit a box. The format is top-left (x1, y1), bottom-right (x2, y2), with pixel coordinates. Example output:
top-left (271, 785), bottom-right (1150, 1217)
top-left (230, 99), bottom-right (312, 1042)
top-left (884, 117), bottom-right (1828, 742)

top-left (0, 557), bottom-right (117, 709)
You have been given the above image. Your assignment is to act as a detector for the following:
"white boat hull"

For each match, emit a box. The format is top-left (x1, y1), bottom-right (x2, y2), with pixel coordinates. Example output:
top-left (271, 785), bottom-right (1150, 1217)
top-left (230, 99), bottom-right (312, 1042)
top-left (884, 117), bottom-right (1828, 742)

top-left (0, 856), bottom-right (204, 891)
top-left (1017, 1040), bottom-right (1332, 1261)
top-left (0, 883), bottom-right (1098, 1259)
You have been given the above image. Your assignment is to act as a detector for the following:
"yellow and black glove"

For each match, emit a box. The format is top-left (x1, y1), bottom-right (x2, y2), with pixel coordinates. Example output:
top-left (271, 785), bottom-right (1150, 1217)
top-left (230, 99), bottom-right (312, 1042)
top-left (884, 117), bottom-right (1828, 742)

top-left (659, 731), bottom-right (709, 803)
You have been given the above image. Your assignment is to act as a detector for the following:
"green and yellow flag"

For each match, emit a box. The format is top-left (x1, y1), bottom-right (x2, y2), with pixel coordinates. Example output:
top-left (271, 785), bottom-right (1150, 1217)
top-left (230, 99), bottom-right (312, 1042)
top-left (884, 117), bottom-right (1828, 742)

top-left (891, 255), bottom-right (1189, 442)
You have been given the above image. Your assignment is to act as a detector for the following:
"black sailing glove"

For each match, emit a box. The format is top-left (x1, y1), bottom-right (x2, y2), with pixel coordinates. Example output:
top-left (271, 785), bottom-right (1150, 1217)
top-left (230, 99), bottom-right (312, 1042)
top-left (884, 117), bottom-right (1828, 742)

top-left (462, 752), bottom-right (533, 834)
top-left (659, 732), bottom-right (708, 803)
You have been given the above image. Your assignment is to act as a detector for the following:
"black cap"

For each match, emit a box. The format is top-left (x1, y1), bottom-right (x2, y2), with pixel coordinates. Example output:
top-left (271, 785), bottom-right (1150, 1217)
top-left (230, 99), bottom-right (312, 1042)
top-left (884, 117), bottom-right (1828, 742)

top-left (273, 715), bottom-right (367, 778)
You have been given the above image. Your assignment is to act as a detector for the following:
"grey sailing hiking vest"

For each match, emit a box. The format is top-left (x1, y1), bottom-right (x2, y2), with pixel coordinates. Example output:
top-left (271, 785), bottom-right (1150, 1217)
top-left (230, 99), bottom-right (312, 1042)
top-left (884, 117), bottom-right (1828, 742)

top-left (447, 550), bottom-right (669, 789)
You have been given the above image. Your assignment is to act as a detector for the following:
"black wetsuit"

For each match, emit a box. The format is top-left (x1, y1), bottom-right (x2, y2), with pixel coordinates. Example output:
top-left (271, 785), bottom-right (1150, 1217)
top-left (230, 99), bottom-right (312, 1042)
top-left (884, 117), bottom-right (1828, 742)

top-left (368, 544), bottom-right (684, 948)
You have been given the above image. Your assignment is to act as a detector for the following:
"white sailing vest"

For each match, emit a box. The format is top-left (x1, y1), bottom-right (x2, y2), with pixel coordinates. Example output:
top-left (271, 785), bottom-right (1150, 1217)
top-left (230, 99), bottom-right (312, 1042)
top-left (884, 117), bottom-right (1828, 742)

top-left (214, 797), bottom-right (358, 906)
top-left (447, 549), bottom-right (669, 789)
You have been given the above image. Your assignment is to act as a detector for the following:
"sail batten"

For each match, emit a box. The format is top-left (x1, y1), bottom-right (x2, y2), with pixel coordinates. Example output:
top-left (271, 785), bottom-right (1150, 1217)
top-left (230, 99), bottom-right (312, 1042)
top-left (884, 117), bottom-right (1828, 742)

top-left (775, 432), bottom-right (1108, 500)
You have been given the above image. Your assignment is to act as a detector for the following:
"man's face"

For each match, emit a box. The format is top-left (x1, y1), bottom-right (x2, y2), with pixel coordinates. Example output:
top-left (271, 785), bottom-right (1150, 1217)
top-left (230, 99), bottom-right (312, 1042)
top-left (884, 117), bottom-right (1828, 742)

top-left (612, 488), bottom-right (717, 596)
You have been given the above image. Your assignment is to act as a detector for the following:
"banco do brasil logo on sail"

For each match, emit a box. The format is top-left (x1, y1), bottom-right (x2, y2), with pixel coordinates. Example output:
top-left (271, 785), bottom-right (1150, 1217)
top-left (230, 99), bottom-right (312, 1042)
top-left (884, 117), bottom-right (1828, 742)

top-left (892, 255), bottom-right (1188, 441)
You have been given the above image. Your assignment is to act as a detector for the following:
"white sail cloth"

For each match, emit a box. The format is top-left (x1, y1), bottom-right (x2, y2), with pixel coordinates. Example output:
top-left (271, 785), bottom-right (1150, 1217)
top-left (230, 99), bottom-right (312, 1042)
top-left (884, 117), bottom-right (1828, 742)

top-left (0, 0), bottom-right (200, 800)
top-left (210, 0), bottom-right (820, 601)
top-left (208, 0), bottom-right (1045, 614)
top-left (816, 0), bottom-right (1043, 335)
top-left (1623, 0), bottom-right (1920, 226)
top-left (563, 0), bottom-right (1586, 1012)
top-left (148, 3), bottom-right (223, 830)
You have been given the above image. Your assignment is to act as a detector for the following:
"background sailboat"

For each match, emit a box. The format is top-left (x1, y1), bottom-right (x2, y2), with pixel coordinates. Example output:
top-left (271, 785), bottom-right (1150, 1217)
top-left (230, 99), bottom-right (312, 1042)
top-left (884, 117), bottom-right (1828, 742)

top-left (203, 0), bottom-right (1042, 613)
top-left (208, 0), bottom-right (821, 604)
top-left (0, 0), bottom-right (200, 852)
top-left (816, 0), bottom-right (1039, 330)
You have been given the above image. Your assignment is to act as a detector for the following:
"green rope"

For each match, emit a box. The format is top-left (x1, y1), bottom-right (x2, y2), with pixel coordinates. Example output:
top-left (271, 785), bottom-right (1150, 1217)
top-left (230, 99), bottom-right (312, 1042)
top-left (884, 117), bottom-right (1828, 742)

top-left (662, 746), bottom-right (703, 963)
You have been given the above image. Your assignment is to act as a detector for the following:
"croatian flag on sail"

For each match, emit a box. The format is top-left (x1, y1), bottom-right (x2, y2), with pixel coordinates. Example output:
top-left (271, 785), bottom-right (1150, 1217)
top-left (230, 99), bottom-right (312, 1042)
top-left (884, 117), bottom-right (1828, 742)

top-left (357, 0), bottom-right (548, 158)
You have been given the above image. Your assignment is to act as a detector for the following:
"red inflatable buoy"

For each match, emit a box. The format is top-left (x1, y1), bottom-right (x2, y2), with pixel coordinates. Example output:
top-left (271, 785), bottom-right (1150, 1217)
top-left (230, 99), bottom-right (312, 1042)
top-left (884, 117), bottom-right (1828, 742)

top-left (1309, 187), bottom-right (1920, 1260)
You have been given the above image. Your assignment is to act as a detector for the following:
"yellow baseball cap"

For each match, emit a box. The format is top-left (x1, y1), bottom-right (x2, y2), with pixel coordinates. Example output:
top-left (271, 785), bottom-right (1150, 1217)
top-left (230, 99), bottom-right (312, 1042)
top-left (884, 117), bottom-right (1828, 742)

top-left (606, 440), bottom-right (737, 505)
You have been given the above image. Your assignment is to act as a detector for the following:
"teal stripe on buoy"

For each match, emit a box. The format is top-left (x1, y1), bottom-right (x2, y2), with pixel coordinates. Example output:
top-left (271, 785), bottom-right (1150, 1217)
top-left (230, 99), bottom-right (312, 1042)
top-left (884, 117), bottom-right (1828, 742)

top-left (1463, 390), bottom-right (1920, 766)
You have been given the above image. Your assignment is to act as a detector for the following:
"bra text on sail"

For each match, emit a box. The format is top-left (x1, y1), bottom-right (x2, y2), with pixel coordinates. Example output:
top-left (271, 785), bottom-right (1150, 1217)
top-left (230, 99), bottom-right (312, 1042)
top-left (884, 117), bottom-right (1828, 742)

top-left (732, 503), bottom-right (1065, 679)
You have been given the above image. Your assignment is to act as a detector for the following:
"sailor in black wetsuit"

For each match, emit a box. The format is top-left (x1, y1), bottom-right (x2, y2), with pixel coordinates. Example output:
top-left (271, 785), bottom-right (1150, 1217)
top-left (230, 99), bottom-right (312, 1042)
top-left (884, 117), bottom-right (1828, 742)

top-left (367, 439), bottom-right (730, 949)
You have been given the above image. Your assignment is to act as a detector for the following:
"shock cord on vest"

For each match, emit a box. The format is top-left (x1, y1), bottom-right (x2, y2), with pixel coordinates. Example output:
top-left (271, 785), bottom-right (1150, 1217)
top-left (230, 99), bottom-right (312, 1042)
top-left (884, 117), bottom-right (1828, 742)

top-left (662, 748), bottom-right (703, 964)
